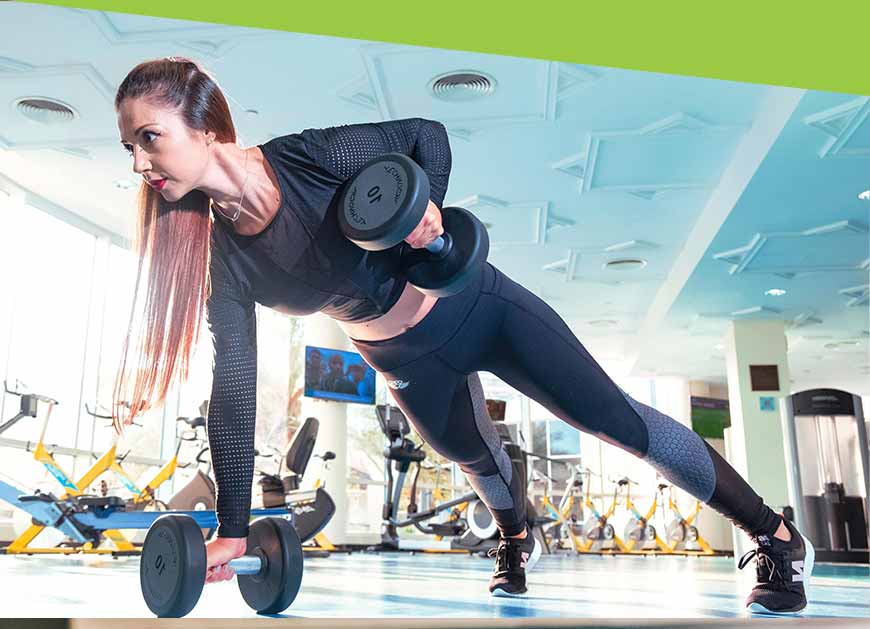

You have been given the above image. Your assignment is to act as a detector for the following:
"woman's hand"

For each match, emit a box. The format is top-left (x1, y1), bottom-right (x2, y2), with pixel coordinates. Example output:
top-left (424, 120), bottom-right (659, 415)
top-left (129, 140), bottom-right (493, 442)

top-left (205, 535), bottom-right (248, 584)
top-left (404, 200), bottom-right (444, 249)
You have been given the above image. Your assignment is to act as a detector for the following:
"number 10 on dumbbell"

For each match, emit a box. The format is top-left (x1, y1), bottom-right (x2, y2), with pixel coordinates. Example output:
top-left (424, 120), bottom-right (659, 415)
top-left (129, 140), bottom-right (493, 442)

top-left (337, 153), bottom-right (489, 297)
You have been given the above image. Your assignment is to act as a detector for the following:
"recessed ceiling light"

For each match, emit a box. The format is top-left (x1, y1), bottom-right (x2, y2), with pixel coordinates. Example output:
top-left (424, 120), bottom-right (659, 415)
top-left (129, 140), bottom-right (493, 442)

top-left (765, 288), bottom-right (787, 297)
top-left (713, 344), bottom-right (725, 351)
top-left (858, 189), bottom-right (870, 201)
top-left (603, 258), bottom-right (647, 271)
top-left (587, 319), bottom-right (618, 328)
top-left (113, 178), bottom-right (137, 190)
top-left (824, 340), bottom-right (861, 350)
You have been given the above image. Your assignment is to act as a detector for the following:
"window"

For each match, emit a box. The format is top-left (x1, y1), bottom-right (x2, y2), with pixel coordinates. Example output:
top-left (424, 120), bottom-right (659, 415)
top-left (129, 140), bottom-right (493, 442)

top-left (3, 204), bottom-right (95, 448)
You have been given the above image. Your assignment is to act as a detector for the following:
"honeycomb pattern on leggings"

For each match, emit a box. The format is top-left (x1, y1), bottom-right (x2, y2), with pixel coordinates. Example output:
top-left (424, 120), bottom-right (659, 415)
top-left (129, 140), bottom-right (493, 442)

top-left (467, 471), bottom-right (514, 511)
top-left (464, 374), bottom-right (514, 510)
top-left (302, 118), bottom-right (453, 208)
top-left (619, 388), bottom-right (716, 501)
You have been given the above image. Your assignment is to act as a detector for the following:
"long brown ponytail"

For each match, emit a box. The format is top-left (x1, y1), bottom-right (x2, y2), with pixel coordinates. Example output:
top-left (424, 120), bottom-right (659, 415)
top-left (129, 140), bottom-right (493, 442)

top-left (112, 57), bottom-right (236, 431)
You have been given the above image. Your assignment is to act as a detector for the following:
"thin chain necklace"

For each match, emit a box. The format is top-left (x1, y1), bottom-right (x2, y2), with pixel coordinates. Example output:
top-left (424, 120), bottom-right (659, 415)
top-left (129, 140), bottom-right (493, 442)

top-left (215, 147), bottom-right (250, 223)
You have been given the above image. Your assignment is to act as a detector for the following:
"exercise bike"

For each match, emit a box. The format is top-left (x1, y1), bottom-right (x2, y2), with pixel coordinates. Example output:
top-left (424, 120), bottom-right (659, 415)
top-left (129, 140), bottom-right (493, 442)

top-left (254, 415), bottom-right (337, 548)
top-left (0, 386), bottom-right (105, 552)
top-left (619, 476), bottom-right (671, 553)
top-left (1, 381), bottom-right (136, 554)
top-left (157, 401), bottom-right (337, 547)
top-left (374, 404), bottom-right (540, 554)
top-left (576, 469), bottom-right (629, 553)
top-left (83, 403), bottom-right (190, 511)
top-left (658, 482), bottom-right (715, 555)
top-left (526, 454), bottom-right (584, 552)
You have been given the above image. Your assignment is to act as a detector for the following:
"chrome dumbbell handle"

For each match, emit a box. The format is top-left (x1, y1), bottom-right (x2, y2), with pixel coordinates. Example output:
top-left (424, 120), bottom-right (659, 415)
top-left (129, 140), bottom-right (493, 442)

top-left (227, 555), bottom-right (264, 576)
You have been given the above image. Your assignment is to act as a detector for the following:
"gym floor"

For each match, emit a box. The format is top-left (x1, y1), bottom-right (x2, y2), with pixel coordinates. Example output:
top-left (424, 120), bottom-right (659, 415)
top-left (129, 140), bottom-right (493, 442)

top-left (0, 551), bottom-right (867, 622)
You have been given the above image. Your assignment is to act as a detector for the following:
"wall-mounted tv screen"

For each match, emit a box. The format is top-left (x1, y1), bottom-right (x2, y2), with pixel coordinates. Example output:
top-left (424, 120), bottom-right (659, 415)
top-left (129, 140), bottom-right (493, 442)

top-left (304, 345), bottom-right (376, 405)
top-left (690, 396), bottom-right (731, 439)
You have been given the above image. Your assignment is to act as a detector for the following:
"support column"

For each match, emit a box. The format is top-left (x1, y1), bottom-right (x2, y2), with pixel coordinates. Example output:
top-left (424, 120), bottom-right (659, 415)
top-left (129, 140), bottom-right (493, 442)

top-left (300, 313), bottom-right (350, 545)
top-left (723, 319), bottom-right (791, 561)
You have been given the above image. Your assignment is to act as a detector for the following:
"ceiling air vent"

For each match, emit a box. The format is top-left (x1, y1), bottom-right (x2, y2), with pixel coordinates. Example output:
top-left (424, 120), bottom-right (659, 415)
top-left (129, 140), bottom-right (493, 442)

top-left (430, 71), bottom-right (496, 102)
top-left (16, 98), bottom-right (76, 125)
top-left (603, 258), bottom-right (647, 271)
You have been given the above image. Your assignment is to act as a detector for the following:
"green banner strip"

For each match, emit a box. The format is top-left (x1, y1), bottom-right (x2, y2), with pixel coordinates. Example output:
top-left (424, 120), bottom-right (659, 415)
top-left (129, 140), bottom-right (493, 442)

top-left (14, 0), bottom-right (870, 94)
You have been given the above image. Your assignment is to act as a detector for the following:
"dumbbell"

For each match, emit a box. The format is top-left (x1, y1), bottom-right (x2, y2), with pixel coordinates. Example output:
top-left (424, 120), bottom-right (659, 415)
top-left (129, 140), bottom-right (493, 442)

top-left (336, 153), bottom-right (489, 297)
top-left (140, 514), bottom-right (303, 618)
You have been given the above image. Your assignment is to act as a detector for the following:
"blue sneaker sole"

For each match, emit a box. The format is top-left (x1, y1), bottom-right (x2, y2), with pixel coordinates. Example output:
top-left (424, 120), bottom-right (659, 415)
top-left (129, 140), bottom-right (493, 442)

top-left (747, 602), bottom-right (803, 615)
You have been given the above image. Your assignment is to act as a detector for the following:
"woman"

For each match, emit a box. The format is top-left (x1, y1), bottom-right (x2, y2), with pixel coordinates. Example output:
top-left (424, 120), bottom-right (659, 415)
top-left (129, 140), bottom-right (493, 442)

top-left (113, 57), bottom-right (812, 613)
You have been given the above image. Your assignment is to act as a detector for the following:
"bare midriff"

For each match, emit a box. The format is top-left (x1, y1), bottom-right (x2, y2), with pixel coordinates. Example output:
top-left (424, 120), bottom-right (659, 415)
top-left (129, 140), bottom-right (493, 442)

top-left (336, 283), bottom-right (438, 342)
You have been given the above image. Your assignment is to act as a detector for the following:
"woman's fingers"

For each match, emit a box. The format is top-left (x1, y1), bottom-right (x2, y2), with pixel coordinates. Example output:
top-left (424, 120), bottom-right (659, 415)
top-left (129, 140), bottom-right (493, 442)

top-left (204, 536), bottom-right (248, 584)
top-left (406, 224), bottom-right (444, 249)
top-left (222, 564), bottom-right (235, 581)
top-left (205, 563), bottom-right (235, 583)
top-left (404, 201), bottom-right (443, 249)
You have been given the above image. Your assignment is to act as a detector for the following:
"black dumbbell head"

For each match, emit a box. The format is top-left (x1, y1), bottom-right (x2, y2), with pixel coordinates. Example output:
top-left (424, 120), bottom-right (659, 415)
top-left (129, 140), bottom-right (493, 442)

top-left (140, 515), bottom-right (207, 618)
top-left (238, 517), bottom-right (304, 615)
top-left (402, 206), bottom-right (489, 297)
top-left (337, 153), bottom-right (430, 251)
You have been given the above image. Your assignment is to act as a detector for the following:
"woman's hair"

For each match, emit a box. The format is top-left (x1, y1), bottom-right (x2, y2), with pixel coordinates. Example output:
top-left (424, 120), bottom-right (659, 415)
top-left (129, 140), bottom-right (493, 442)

top-left (112, 57), bottom-right (236, 431)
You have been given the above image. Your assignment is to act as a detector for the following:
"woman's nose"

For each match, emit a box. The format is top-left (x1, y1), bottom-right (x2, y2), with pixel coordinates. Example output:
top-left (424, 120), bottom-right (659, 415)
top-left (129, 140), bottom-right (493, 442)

top-left (131, 146), bottom-right (150, 174)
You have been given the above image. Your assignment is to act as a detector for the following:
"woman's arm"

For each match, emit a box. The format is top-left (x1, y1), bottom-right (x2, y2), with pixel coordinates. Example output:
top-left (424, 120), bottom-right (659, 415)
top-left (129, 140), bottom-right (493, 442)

top-left (301, 117), bottom-right (453, 208)
top-left (205, 264), bottom-right (258, 538)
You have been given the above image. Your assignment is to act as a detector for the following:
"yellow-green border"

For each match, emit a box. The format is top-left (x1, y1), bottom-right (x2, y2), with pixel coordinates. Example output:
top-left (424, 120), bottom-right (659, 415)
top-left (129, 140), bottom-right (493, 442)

top-left (12, 0), bottom-right (870, 94)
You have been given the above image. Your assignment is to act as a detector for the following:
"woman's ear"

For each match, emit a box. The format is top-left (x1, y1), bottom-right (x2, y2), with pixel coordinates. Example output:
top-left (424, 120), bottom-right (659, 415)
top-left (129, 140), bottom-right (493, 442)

top-left (204, 130), bottom-right (216, 146)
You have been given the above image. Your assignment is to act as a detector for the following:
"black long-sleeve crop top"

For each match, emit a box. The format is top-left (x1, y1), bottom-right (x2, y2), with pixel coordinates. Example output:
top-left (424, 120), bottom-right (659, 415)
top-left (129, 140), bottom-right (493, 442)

top-left (205, 118), bottom-right (452, 537)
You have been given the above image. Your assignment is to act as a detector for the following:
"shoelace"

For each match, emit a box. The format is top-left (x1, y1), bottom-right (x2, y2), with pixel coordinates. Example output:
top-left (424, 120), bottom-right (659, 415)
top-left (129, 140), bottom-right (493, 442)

top-left (738, 548), bottom-right (786, 586)
top-left (487, 540), bottom-right (517, 574)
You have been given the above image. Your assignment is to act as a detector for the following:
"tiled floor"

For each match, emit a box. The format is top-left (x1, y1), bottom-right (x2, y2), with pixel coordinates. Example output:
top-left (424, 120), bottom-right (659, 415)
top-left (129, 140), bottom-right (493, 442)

top-left (0, 550), bottom-right (867, 620)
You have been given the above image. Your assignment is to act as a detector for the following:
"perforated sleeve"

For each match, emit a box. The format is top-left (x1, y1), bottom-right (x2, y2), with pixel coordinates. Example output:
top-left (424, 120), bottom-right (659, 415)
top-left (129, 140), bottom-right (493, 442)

top-left (302, 117), bottom-right (453, 208)
top-left (205, 255), bottom-right (258, 538)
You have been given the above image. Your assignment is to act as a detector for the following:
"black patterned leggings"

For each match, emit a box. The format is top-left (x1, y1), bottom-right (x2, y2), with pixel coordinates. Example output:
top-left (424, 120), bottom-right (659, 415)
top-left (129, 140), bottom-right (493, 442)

top-left (351, 263), bottom-right (781, 540)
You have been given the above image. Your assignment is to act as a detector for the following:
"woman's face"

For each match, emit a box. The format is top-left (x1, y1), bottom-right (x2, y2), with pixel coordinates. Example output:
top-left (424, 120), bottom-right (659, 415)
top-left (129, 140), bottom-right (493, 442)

top-left (117, 97), bottom-right (212, 202)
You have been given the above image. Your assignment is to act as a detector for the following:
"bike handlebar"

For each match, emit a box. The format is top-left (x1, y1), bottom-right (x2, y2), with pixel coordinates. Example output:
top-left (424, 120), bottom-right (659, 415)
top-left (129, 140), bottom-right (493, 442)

top-left (4, 380), bottom-right (59, 405)
top-left (84, 402), bottom-right (143, 427)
